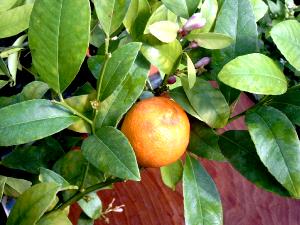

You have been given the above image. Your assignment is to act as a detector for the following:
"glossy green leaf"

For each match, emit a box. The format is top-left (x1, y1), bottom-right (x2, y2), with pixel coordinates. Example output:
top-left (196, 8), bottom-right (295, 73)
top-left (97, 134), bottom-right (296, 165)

top-left (8, 35), bottom-right (27, 86)
top-left (94, 0), bottom-right (130, 36)
top-left (218, 82), bottom-right (240, 105)
top-left (37, 211), bottom-right (72, 225)
top-left (4, 177), bottom-right (32, 198)
top-left (29, 0), bottom-right (90, 93)
top-left (187, 32), bottom-right (233, 49)
top-left (0, 99), bottom-right (79, 146)
top-left (0, 0), bottom-right (18, 12)
top-left (183, 155), bottom-right (222, 225)
top-left (78, 213), bottom-right (94, 225)
top-left (7, 182), bottom-right (61, 225)
top-left (161, 0), bottom-right (200, 18)
top-left (269, 89), bottom-right (300, 126)
top-left (0, 46), bottom-right (23, 58)
top-left (149, 21), bottom-right (179, 43)
top-left (218, 53), bottom-right (287, 95)
top-left (39, 168), bottom-right (78, 191)
top-left (270, 20), bottom-right (300, 71)
top-left (87, 55), bottom-right (105, 79)
top-left (160, 160), bottom-right (183, 190)
top-left (182, 77), bottom-right (230, 128)
top-left (169, 87), bottom-right (202, 121)
top-left (95, 55), bottom-right (149, 128)
top-left (82, 126), bottom-right (140, 181)
top-left (184, 53), bottom-right (196, 88)
top-left (2, 145), bottom-right (64, 174)
top-left (249, 0), bottom-right (268, 21)
top-left (213, 0), bottom-right (258, 72)
top-left (246, 106), bottom-right (300, 198)
top-left (189, 121), bottom-right (225, 161)
top-left (0, 57), bottom-right (10, 77)
top-left (0, 176), bottom-right (6, 199)
top-left (0, 4), bottom-right (33, 38)
top-left (53, 151), bottom-right (104, 188)
top-left (99, 42), bottom-right (142, 101)
top-left (0, 80), bottom-right (8, 89)
top-left (0, 81), bottom-right (49, 108)
top-left (124, 0), bottom-right (151, 39)
top-left (197, 0), bottom-right (218, 32)
top-left (219, 130), bottom-right (289, 196)
top-left (141, 35), bottom-right (182, 74)
top-left (144, 4), bottom-right (177, 34)
top-left (78, 192), bottom-right (102, 219)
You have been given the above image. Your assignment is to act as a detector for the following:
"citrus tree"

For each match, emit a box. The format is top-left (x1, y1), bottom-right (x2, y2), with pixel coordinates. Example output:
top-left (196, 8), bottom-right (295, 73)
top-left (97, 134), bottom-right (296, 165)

top-left (0, 0), bottom-right (300, 224)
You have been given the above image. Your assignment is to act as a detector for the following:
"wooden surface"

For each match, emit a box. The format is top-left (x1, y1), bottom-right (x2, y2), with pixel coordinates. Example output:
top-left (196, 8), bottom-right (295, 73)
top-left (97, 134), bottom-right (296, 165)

top-left (69, 94), bottom-right (300, 225)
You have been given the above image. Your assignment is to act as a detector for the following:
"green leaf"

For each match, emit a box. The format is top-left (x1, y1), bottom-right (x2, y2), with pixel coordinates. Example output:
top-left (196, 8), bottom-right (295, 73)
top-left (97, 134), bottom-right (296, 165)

top-left (219, 130), bottom-right (290, 196)
top-left (94, 0), bottom-right (130, 36)
top-left (29, 0), bottom-right (90, 93)
top-left (218, 53), bottom-right (287, 95)
top-left (7, 182), bottom-right (61, 225)
top-left (39, 168), bottom-right (78, 191)
top-left (53, 151), bottom-right (104, 188)
top-left (189, 121), bottom-right (225, 161)
top-left (184, 53), bottom-right (196, 88)
top-left (0, 99), bottom-right (78, 146)
top-left (0, 176), bottom-right (6, 199)
top-left (269, 89), bottom-right (300, 126)
top-left (213, 0), bottom-right (258, 73)
top-left (87, 55), bottom-right (105, 79)
top-left (8, 35), bottom-right (27, 86)
top-left (95, 55), bottom-right (149, 128)
top-left (37, 210), bottom-right (72, 225)
top-left (161, 0), bottom-right (201, 18)
top-left (82, 126), bottom-right (140, 181)
top-left (141, 35), bottom-right (182, 74)
top-left (124, 0), bottom-right (151, 39)
top-left (183, 155), bottom-right (223, 225)
top-left (270, 20), bottom-right (300, 71)
top-left (78, 213), bottom-right (94, 225)
top-left (0, 80), bottom-right (8, 89)
top-left (144, 4), bottom-right (177, 34)
top-left (169, 87), bottom-right (202, 121)
top-left (249, 0), bottom-right (268, 22)
top-left (2, 145), bottom-right (63, 174)
top-left (4, 177), bottom-right (32, 198)
top-left (246, 106), bottom-right (300, 198)
top-left (78, 192), bottom-right (102, 219)
top-left (218, 82), bottom-right (240, 105)
top-left (160, 160), bottom-right (183, 190)
top-left (187, 32), bottom-right (233, 49)
top-left (182, 77), bottom-right (230, 128)
top-left (149, 21), bottom-right (179, 43)
top-left (0, 0), bottom-right (18, 12)
top-left (0, 46), bottom-right (24, 59)
top-left (197, 0), bottom-right (218, 32)
top-left (0, 81), bottom-right (50, 108)
top-left (0, 4), bottom-right (33, 38)
top-left (98, 42), bottom-right (142, 101)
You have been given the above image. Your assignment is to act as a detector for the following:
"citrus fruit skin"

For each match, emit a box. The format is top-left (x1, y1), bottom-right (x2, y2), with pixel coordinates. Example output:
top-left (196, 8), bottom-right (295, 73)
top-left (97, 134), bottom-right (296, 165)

top-left (121, 97), bottom-right (190, 167)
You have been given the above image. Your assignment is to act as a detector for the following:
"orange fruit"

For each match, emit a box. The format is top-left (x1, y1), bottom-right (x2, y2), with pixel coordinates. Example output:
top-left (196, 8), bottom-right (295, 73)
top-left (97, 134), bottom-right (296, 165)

top-left (121, 96), bottom-right (190, 167)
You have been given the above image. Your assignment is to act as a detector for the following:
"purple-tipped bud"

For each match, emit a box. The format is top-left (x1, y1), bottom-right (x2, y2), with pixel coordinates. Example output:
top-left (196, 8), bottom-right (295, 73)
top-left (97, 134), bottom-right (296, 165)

top-left (183, 13), bottom-right (206, 32)
top-left (188, 41), bottom-right (199, 49)
top-left (167, 75), bottom-right (177, 84)
top-left (195, 57), bottom-right (211, 69)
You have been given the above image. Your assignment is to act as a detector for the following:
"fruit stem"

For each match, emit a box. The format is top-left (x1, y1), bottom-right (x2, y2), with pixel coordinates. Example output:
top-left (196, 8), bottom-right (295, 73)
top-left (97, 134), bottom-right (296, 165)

top-left (79, 162), bottom-right (90, 192)
top-left (56, 178), bottom-right (122, 210)
top-left (95, 36), bottom-right (110, 103)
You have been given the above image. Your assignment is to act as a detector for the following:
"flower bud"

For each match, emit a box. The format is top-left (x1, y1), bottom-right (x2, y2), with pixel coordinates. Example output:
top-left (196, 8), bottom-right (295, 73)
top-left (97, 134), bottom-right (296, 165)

top-left (167, 75), bottom-right (176, 84)
top-left (183, 13), bottom-right (206, 32)
top-left (188, 41), bottom-right (199, 49)
top-left (195, 57), bottom-right (211, 69)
